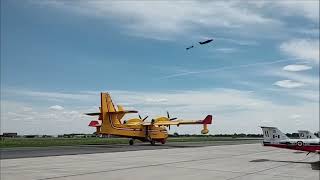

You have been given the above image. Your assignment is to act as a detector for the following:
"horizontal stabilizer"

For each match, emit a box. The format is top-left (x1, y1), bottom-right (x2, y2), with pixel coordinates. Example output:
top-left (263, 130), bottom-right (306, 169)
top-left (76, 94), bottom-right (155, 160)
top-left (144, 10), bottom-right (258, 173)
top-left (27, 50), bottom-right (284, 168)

top-left (109, 110), bottom-right (138, 114)
top-left (85, 110), bottom-right (137, 116)
top-left (85, 112), bottom-right (101, 116)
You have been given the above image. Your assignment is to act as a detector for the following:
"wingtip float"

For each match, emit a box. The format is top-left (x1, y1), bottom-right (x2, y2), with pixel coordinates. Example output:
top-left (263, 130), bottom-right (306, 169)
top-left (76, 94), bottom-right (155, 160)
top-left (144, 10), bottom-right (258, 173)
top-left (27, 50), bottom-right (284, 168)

top-left (86, 92), bottom-right (213, 145)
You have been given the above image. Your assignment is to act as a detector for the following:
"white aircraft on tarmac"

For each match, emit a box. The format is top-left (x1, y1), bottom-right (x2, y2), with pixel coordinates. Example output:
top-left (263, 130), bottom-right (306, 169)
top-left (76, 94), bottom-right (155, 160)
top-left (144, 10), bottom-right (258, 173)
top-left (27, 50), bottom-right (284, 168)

top-left (260, 126), bottom-right (320, 154)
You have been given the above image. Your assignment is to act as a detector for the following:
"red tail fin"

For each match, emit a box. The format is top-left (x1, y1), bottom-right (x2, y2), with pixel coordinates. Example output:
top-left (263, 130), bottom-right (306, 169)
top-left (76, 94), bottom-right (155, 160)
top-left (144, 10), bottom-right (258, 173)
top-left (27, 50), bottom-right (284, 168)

top-left (202, 115), bottom-right (212, 124)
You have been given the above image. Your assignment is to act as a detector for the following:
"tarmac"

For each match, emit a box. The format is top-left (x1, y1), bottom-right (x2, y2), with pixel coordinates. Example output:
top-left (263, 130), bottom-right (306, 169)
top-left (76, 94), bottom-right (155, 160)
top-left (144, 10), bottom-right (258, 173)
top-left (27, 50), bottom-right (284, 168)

top-left (1, 143), bottom-right (319, 180)
top-left (0, 140), bottom-right (260, 159)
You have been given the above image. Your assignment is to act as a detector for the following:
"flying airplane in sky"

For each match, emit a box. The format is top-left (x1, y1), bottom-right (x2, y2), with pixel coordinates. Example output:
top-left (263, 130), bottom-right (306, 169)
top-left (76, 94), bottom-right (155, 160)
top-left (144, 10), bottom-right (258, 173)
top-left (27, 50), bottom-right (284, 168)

top-left (86, 93), bottom-right (213, 145)
top-left (199, 39), bottom-right (213, 45)
top-left (186, 38), bottom-right (214, 50)
top-left (298, 130), bottom-right (319, 139)
top-left (260, 127), bottom-right (320, 154)
top-left (186, 45), bottom-right (194, 50)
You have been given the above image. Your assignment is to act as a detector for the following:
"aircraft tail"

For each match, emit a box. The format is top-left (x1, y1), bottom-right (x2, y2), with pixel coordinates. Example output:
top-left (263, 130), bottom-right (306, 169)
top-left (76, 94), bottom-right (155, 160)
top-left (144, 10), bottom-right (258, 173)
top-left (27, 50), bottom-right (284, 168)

top-left (87, 93), bottom-right (138, 134)
top-left (260, 126), bottom-right (289, 144)
top-left (298, 130), bottom-right (318, 139)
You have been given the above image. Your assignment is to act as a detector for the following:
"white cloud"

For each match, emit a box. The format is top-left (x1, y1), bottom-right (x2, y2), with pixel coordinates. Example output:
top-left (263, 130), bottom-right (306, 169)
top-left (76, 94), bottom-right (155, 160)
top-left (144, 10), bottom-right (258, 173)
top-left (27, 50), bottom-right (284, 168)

top-left (33, 1), bottom-right (319, 43)
top-left (214, 48), bottom-right (237, 53)
top-left (22, 107), bottom-right (33, 112)
top-left (289, 90), bottom-right (319, 102)
top-left (161, 58), bottom-right (294, 79)
top-left (49, 105), bottom-right (64, 111)
top-left (1, 100), bottom-right (91, 135)
top-left (296, 28), bottom-right (319, 36)
top-left (289, 114), bottom-right (301, 119)
top-left (273, 1), bottom-right (319, 22)
top-left (270, 70), bottom-right (319, 86)
top-left (283, 64), bottom-right (312, 72)
top-left (145, 98), bottom-right (168, 103)
top-left (264, 87), bottom-right (319, 103)
top-left (273, 80), bottom-right (305, 88)
top-left (213, 37), bottom-right (258, 46)
top-left (3, 89), bottom-right (98, 103)
top-left (280, 39), bottom-right (319, 63)
top-left (2, 88), bottom-right (319, 134)
top-left (37, 1), bottom-right (282, 40)
top-left (249, 1), bottom-right (319, 22)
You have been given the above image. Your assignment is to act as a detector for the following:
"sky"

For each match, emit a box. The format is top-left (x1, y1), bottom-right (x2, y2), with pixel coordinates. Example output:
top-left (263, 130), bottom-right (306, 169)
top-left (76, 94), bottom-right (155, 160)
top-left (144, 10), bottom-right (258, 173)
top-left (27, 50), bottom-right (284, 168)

top-left (1, 0), bottom-right (319, 135)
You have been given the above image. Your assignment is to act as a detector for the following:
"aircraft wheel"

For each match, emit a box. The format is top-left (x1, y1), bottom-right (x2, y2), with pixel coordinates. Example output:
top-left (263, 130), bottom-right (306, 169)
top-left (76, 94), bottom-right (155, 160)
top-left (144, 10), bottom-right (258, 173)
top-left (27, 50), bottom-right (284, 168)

top-left (150, 140), bottom-right (156, 146)
top-left (297, 141), bottom-right (303, 147)
top-left (160, 139), bottom-right (166, 144)
top-left (129, 139), bottom-right (134, 145)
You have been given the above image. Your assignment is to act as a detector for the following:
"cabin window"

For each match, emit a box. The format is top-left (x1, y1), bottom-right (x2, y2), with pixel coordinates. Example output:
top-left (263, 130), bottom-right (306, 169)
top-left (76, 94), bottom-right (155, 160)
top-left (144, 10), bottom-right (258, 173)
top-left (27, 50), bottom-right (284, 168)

top-left (273, 135), bottom-right (275, 138)
top-left (278, 135), bottom-right (280, 138)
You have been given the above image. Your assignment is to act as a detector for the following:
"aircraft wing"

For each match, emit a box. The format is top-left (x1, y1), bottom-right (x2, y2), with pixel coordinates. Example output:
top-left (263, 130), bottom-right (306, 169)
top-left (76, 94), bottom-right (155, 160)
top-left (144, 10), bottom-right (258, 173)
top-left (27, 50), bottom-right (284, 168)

top-left (142, 115), bottom-right (212, 126)
top-left (156, 121), bottom-right (180, 126)
top-left (141, 121), bottom-right (179, 126)
top-left (173, 115), bottom-right (212, 125)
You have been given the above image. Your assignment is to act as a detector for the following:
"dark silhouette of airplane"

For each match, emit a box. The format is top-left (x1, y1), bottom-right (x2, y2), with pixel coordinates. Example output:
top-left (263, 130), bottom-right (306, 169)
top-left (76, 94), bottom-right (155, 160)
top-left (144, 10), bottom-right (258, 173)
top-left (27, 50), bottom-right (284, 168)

top-left (186, 45), bottom-right (194, 50)
top-left (199, 39), bottom-right (213, 45)
top-left (186, 38), bottom-right (214, 50)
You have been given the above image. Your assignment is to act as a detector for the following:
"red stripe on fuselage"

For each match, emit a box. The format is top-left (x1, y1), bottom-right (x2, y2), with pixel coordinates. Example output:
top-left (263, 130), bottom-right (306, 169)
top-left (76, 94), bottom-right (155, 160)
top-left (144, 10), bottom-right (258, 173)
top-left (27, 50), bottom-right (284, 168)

top-left (264, 144), bottom-right (320, 152)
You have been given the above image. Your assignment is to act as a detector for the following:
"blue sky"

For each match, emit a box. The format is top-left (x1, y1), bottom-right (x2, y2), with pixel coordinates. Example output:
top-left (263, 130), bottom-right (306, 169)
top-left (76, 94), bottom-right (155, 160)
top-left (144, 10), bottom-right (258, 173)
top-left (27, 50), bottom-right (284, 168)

top-left (1, 1), bottom-right (319, 135)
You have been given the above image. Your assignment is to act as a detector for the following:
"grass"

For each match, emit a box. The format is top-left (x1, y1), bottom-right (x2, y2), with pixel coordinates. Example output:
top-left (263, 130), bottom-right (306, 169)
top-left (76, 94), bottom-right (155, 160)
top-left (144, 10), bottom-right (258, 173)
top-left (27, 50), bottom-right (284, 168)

top-left (0, 137), bottom-right (128, 148)
top-left (0, 136), bottom-right (262, 148)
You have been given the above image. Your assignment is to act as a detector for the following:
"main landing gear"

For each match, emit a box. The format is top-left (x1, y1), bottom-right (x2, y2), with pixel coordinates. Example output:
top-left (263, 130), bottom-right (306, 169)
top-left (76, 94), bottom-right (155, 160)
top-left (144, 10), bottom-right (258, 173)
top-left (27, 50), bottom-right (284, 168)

top-left (149, 139), bottom-right (166, 145)
top-left (129, 138), bottom-right (166, 146)
top-left (160, 139), bottom-right (166, 144)
top-left (150, 140), bottom-right (156, 146)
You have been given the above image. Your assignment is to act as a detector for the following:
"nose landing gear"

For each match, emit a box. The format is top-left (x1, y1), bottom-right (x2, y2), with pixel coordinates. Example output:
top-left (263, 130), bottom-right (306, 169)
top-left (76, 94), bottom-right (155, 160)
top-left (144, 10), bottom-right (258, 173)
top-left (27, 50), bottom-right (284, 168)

top-left (129, 139), bottom-right (134, 145)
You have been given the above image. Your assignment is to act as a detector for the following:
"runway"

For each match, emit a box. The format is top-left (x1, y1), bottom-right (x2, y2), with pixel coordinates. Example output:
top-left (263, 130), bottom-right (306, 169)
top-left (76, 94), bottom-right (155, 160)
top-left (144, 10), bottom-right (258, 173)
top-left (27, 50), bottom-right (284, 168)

top-left (0, 140), bottom-right (260, 159)
top-left (1, 143), bottom-right (319, 180)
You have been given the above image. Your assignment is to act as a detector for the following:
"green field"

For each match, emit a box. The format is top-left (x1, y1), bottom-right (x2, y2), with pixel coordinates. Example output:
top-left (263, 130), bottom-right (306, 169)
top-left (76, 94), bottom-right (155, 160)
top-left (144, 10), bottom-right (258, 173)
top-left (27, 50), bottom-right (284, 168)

top-left (0, 137), bottom-right (262, 148)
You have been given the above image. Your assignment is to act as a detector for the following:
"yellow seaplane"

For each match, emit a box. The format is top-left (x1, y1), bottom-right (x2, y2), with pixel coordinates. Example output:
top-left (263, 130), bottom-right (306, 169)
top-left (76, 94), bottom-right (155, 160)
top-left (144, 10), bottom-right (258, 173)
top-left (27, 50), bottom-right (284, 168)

top-left (86, 93), bottom-right (213, 145)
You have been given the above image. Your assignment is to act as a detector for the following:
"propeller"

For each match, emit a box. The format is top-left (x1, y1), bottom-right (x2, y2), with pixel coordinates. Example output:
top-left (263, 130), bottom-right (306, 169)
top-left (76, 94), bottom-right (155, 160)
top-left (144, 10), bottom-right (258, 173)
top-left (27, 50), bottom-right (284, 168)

top-left (138, 114), bottom-right (149, 121)
top-left (167, 111), bottom-right (177, 121)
